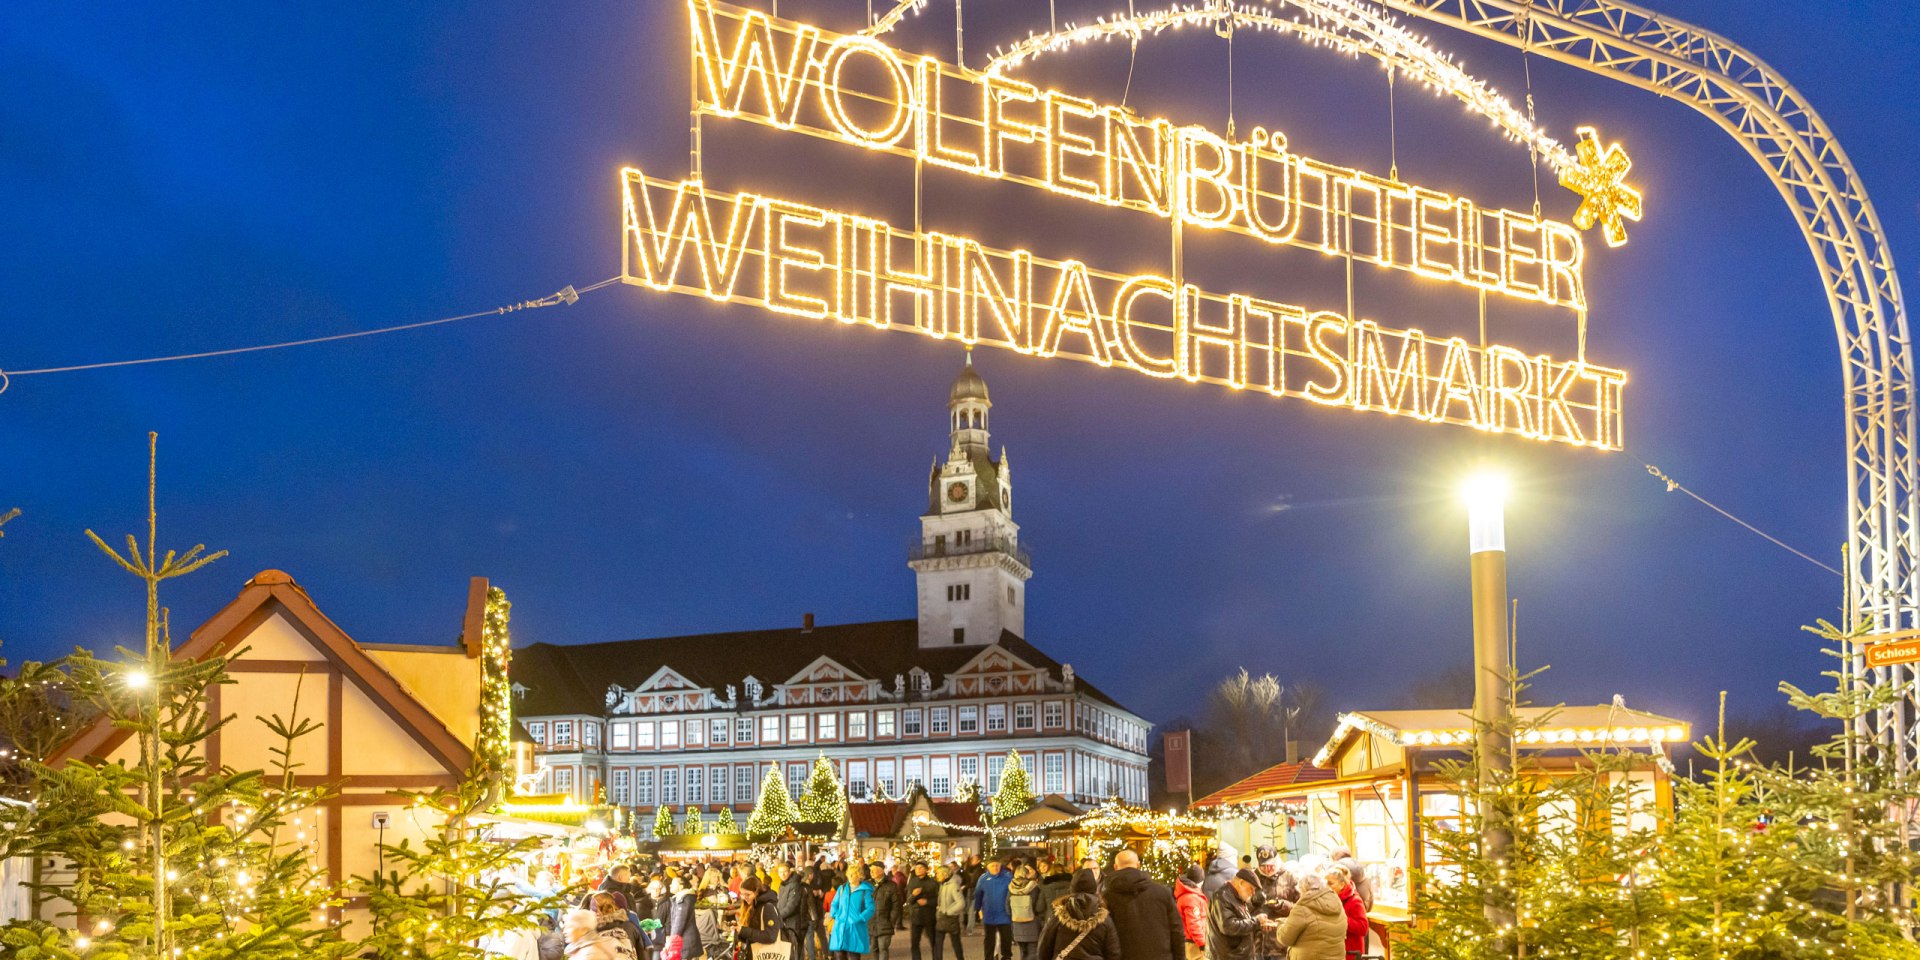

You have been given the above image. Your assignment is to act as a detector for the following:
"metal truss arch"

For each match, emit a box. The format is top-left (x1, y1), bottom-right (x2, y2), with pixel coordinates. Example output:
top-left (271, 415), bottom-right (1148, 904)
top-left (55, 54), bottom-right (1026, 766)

top-left (1362, 0), bottom-right (1914, 765)
top-left (960, 0), bottom-right (1913, 760)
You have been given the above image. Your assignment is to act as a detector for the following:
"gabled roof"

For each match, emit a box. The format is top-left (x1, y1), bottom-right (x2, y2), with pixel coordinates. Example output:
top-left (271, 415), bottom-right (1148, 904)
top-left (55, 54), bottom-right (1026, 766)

top-left (511, 620), bottom-right (1130, 717)
top-left (1190, 761), bottom-right (1336, 810)
top-left (50, 570), bottom-right (474, 774)
top-left (848, 801), bottom-right (908, 837)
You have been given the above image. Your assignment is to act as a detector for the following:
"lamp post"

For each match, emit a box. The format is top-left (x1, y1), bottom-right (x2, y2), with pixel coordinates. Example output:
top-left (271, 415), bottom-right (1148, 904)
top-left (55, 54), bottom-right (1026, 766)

top-left (1462, 473), bottom-right (1514, 926)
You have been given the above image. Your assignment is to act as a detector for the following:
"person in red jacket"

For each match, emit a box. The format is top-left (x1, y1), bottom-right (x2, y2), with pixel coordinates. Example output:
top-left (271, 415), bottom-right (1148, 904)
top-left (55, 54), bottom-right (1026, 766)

top-left (1328, 866), bottom-right (1368, 959)
top-left (1172, 866), bottom-right (1208, 960)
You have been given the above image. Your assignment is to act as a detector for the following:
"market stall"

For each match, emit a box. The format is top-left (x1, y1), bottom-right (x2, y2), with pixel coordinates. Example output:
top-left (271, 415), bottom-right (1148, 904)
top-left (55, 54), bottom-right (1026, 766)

top-left (1193, 703), bottom-right (1689, 954)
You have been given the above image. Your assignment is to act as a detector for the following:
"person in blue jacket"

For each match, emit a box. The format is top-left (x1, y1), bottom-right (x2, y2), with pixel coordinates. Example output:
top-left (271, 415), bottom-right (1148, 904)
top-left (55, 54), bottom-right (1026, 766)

top-left (972, 857), bottom-right (1015, 960)
top-left (829, 868), bottom-right (877, 960)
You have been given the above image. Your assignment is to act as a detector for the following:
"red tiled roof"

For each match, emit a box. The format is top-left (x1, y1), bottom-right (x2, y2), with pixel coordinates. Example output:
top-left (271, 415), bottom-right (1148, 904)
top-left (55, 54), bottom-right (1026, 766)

top-left (1190, 761), bottom-right (1337, 809)
top-left (929, 802), bottom-right (983, 828)
top-left (849, 802), bottom-right (905, 836)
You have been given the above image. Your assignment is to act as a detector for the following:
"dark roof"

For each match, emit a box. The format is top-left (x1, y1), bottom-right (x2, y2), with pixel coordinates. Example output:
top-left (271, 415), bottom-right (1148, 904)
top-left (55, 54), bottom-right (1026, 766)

top-left (511, 620), bottom-right (1129, 717)
top-left (928, 802), bottom-right (982, 828)
top-left (848, 802), bottom-right (908, 837)
top-left (1190, 761), bottom-right (1338, 809)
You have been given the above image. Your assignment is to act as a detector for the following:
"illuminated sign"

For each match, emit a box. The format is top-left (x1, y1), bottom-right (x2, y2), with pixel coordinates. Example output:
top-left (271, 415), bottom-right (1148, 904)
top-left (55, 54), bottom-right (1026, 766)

top-left (619, 0), bottom-right (1629, 450)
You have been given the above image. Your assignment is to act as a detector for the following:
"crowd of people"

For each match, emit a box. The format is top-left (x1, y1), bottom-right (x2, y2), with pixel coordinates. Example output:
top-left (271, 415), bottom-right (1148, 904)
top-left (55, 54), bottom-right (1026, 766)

top-left (527, 846), bottom-right (1374, 960)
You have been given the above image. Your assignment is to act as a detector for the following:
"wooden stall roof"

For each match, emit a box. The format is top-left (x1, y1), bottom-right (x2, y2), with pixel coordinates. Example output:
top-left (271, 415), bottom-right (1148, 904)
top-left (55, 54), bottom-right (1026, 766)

top-left (1190, 762), bottom-right (1337, 811)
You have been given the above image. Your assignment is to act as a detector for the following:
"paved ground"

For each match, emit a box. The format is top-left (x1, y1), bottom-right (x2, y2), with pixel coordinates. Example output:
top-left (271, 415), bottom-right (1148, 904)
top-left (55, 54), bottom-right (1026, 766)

top-left (789, 927), bottom-right (1000, 960)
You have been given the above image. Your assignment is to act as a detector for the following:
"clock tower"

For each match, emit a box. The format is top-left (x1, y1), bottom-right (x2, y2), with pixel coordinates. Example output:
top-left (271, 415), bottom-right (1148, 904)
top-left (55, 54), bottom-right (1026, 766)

top-left (910, 355), bottom-right (1032, 647)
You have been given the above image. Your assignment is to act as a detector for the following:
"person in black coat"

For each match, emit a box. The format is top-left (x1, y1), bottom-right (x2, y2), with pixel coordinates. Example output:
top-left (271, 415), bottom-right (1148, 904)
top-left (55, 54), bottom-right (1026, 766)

top-left (1101, 851), bottom-right (1182, 960)
top-left (736, 877), bottom-right (784, 946)
top-left (868, 862), bottom-right (906, 960)
top-left (1035, 871), bottom-right (1120, 960)
top-left (778, 865), bottom-right (815, 960)
top-left (1205, 870), bottom-right (1272, 960)
top-left (906, 862), bottom-right (941, 960)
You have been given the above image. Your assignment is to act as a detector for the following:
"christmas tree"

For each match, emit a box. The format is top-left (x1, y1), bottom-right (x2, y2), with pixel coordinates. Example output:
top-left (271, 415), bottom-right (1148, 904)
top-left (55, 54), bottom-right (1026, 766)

top-left (747, 766), bottom-right (798, 840)
top-left (681, 805), bottom-right (705, 836)
top-left (0, 435), bottom-right (353, 960)
top-left (654, 804), bottom-right (676, 839)
top-left (714, 807), bottom-right (740, 835)
top-left (796, 755), bottom-right (846, 825)
top-left (992, 749), bottom-right (1034, 820)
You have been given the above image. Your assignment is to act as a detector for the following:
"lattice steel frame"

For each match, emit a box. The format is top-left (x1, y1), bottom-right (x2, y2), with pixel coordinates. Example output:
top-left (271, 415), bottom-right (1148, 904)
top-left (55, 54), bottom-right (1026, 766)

top-left (1359, 0), bottom-right (1914, 767)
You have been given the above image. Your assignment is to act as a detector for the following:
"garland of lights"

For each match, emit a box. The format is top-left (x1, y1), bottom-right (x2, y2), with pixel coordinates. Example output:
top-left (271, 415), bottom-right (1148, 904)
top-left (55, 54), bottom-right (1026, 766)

top-left (479, 587), bottom-right (514, 779)
top-left (870, 0), bottom-right (1642, 246)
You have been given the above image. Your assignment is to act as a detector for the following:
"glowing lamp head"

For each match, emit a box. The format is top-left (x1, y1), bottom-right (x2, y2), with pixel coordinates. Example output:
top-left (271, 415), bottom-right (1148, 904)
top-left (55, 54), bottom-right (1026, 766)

top-left (124, 669), bottom-right (151, 690)
top-left (1461, 472), bottom-right (1508, 553)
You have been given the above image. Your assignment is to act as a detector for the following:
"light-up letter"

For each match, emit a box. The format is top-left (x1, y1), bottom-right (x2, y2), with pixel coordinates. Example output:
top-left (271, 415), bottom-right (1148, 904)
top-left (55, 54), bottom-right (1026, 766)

top-left (1110, 276), bottom-right (1180, 378)
top-left (1301, 312), bottom-right (1351, 405)
top-left (819, 35), bottom-right (915, 147)
top-left (1350, 321), bottom-right (1430, 419)
top-left (689, 0), bottom-right (817, 125)
top-left (1177, 126), bottom-right (1240, 229)
top-left (1037, 260), bottom-right (1111, 366)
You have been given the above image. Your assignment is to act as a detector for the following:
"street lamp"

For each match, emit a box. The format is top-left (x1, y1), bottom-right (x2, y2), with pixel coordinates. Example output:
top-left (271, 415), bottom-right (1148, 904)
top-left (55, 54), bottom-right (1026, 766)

top-left (1461, 471), bottom-right (1513, 920)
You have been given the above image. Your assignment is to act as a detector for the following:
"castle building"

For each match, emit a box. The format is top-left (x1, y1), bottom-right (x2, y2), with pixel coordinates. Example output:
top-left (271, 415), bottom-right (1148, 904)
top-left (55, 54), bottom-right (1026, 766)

top-left (511, 360), bottom-right (1151, 825)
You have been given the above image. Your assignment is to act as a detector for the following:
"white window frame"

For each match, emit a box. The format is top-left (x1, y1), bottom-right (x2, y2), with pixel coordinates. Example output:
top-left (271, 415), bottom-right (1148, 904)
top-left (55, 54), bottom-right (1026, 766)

top-left (686, 719), bottom-right (703, 746)
top-left (554, 721), bottom-right (575, 748)
top-left (762, 715), bottom-right (781, 744)
top-left (930, 707), bottom-right (950, 735)
top-left (687, 766), bottom-right (704, 804)
top-left (636, 768), bottom-right (655, 804)
top-left (737, 717), bottom-right (754, 744)
top-left (819, 713), bottom-right (838, 740)
top-left (611, 722), bottom-right (631, 750)
top-left (931, 757), bottom-right (951, 797)
top-left (877, 710), bottom-right (896, 737)
top-left (904, 757), bottom-right (925, 793)
top-left (959, 754), bottom-right (979, 788)
top-left (661, 721), bottom-right (679, 749)
top-left (528, 721), bottom-right (547, 744)
top-left (554, 767), bottom-right (575, 796)
top-left (988, 754), bottom-right (1005, 793)
top-left (660, 767), bottom-right (679, 804)
top-left (877, 759), bottom-right (897, 797)
top-left (903, 709), bottom-right (923, 736)
top-left (711, 765), bottom-right (729, 804)
top-left (787, 762), bottom-right (807, 800)
top-left (788, 714), bottom-right (808, 742)
top-left (584, 722), bottom-right (599, 747)
top-left (735, 765), bottom-right (755, 804)
top-left (848, 760), bottom-right (870, 799)
top-left (848, 711), bottom-right (868, 739)
top-left (1015, 703), bottom-right (1035, 730)
top-left (637, 721), bottom-right (655, 749)
top-left (1044, 753), bottom-right (1065, 793)
top-left (1043, 701), bottom-right (1064, 729)
top-left (712, 718), bottom-right (729, 744)
top-left (612, 768), bottom-right (631, 804)
top-left (986, 704), bottom-right (1007, 732)
top-left (957, 706), bottom-right (978, 734)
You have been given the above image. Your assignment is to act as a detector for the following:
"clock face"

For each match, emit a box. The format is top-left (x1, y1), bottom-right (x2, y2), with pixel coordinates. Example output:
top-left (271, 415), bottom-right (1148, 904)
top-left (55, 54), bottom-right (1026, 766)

top-left (947, 482), bottom-right (969, 503)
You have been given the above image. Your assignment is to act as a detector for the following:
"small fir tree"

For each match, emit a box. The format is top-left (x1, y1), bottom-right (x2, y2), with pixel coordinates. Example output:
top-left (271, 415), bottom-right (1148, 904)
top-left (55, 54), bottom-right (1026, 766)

top-left (747, 766), bottom-right (798, 840)
top-left (654, 805), bottom-right (677, 839)
top-left (796, 755), bottom-right (845, 825)
top-left (992, 749), bottom-right (1034, 819)
top-left (714, 807), bottom-right (740, 835)
top-left (681, 805), bottom-right (704, 836)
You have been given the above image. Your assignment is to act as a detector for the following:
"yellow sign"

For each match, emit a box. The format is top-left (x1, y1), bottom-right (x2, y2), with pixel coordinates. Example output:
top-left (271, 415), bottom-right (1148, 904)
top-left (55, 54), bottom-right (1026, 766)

top-left (618, 0), bottom-right (1629, 451)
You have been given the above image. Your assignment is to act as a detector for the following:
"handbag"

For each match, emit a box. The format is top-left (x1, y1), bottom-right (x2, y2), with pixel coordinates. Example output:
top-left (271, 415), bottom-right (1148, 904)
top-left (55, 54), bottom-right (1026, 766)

top-left (751, 930), bottom-right (795, 960)
top-left (663, 934), bottom-right (686, 960)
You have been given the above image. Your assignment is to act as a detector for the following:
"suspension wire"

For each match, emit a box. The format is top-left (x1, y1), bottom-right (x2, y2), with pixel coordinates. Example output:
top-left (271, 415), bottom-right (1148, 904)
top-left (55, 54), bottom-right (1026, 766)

top-left (955, 0), bottom-right (964, 67)
top-left (0, 279), bottom-right (615, 393)
top-left (868, 0), bottom-right (874, 26)
top-left (1642, 463), bottom-right (1843, 577)
top-left (1226, 24), bottom-right (1237, 140)
top-left (1387, 67), bottom-right (1400, 181)
top-left (1051, 0), bottom-right (1057, 34)
top-left (1121, 0), bottom-right (1139, 108)
top-left (1520, 0), bottom-right (1543, 219)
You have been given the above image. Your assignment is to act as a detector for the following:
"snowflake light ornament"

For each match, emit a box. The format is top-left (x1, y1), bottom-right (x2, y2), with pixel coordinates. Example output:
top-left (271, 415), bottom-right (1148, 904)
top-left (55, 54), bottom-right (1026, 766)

top-left (1559, 126), bottom-right (1643, 248)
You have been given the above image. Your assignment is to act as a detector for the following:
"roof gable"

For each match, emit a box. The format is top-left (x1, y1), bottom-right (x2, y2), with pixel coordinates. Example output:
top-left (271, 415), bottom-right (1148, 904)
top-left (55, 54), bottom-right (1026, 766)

top-left (51, 570), bottom-right (474, 775)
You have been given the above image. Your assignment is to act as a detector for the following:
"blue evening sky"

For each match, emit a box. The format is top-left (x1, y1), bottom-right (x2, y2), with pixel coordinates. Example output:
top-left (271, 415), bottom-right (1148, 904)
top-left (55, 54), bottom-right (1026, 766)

top-left (3, 1), bottom-right (1916, 733)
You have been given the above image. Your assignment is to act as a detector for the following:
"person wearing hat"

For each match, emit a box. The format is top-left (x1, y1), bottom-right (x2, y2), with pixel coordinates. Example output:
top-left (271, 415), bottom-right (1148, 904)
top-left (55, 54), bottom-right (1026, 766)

top-left (1205, 869), bottom-right (1274, 960)
top-left (1035, 870), bottom-right (1119, 960)
top-left (1173, 866), bottom-right (1208, 960)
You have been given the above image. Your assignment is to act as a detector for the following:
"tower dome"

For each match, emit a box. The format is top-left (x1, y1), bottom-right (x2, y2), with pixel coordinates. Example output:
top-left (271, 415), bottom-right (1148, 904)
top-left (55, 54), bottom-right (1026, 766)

top-left (950, 359), bottom-right (990, 404)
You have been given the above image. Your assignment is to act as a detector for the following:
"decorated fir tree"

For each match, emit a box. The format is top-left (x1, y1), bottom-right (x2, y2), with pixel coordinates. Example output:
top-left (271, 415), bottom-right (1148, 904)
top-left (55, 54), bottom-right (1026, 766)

top-left (796, 755), bottom-right (846, 825)
top-left (654, 804), bottom-right (677, 839)
top-left (747, 766), bottom-right (798, 840)
top-left (1646, 694), bottom-right (1818, 958)
top-left (992, 749), bottom-right (1034, 820)
top-left (714, 807), bottom-right (740, 835)
top-left (0, 435), bottom-right (353, 960)
top-left (681, 805), bottom-right (705, 836)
